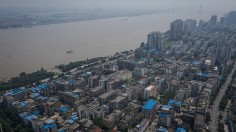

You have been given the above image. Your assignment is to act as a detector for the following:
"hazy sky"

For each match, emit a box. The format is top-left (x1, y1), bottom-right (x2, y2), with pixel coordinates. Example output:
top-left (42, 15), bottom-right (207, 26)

top-left (0, 0), bottom-right (236, 13)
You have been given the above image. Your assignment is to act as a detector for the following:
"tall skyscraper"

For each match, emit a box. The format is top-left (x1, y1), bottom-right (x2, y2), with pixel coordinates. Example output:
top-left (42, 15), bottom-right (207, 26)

top-left (170, 19), bottom-right (184, 40)
top-left (216, 43), bottom-right (231, 60)
top-left (184, 19), bottom-right (197, 32)
top-left (210, 15), bottom-right (217, 25)
top-left (227, 11), bottom-right (236, 24)
top-left (147, 31), bottom-right (163, 51)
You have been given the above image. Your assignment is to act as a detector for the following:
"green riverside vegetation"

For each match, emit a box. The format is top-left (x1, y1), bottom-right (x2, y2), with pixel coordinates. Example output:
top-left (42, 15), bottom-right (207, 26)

top-left (56, 57), bottom-right (107, 72)
top-left (56, 50), bottom-right (132, 72)
top-left (0, 69), bottom-right (54, 92)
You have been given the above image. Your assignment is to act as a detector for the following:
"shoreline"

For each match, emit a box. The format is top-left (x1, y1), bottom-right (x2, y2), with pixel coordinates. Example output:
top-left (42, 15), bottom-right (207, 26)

top-left (0, 11), bottom-right (225, 80)
top-left (0, 50), bottom-right (133, 82)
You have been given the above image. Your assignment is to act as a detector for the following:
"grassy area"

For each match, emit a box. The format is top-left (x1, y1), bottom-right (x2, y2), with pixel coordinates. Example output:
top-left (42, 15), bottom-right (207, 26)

top-left (0, 69), bottom-right (54, 92)
top-left (163, 40), bottom-right (178, 49)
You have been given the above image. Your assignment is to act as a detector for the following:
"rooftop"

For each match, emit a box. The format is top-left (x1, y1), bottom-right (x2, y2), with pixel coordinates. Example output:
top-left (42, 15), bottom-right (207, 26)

top-left (168, 100), bottom-right (181, 106)
top-left (99, 90), bottom-right (116, 99)
top-left (60, 107), bottom-right (69, 112)
top-left (159, 113), bottom-right (168, 117)
top-left (42, 123), bottom-right (57, 130)
top-left (143, 99), bottom-right (157, 110)
top-left (162, 105), bottom-right (173, 111)
top-left (176, 128), bottom-right (187, 132)
top-left (197, 73), bottom-right (211, 78)
top-left (145, 85), bottom-right (155, 91)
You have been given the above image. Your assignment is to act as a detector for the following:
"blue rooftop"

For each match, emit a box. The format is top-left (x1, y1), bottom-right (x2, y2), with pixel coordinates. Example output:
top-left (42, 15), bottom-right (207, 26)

top-left (69, 79), bottom-right (75, 85)
top-left (141, 58), bottom-right (148, 62)
top-left (197, 73), bottom-right (211, 78)
top-left (163, 105), bottom-right (172, 108)
top-left (13, 89), bottom-right (21, 94)
top-left (55, 80), bottom-right (61, 84)
top-left (49, 97), bottom-right (56, 101)
top-left (143, 99), bottom-right (157, 110)
top-left (168, 100), bottom-right (181, 106)
top-left (158, 128), bottom-right (168, 132)
top-left (60, 107), bottom-right (69, 112)
top-left (219, 75), bottom-right (223, 80)
top-left (33, 93), bottom-right (40, 98)
top-left (42, 123), bottom-right (57, 130)
top-left (192, 61), bottom-right (201, 65)
top-left (41, 96), bottom-right (47, 100)
top-left (71, 115), bottom-right (78, 121)
top-left (25, 114), bottom-right (36, 121)
top-left (176, 128), bottom-right (187, 132)
top-left (148, 49), bottom-right (156, 52)
top-left (20, 112), bottom-right (29, 118)
top-left (31, 89), bottom-right (36, 93)
top-left (4, 87), bottom-right (26, 96)
top-left (156, 49), bottom-right (161, 53)
top-left (33, 111), bottom-right (40, 115)
top-left (133, 61), bottom-right (138, 65)
top-left (19, 102), bottom-right (26, 107)
top-left (32, 84), bottom-right (49, 92)
top-left (67, 119), bottom-right (74, 124)
top-left (160, 113), bottom-right (168, 117)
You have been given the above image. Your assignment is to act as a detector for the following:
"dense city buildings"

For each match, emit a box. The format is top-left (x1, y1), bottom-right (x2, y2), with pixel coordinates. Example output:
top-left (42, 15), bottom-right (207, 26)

top-left (1, 11), bottom-right (236, 132)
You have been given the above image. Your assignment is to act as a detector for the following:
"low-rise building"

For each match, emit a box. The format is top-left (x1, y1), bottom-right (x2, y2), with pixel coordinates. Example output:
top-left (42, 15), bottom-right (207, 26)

top-left (90, 86), bottom-right (105, 97)
top-left (142, 99), bottom-right (158, 119)
top-left (57, 91), bottom-right (80, 106)
top-left (99, 90), bottom-right (118, 104)
top-left (88, 75), bottom-right (100, 88)
top-left (103, 110), bottom-right (122, 128)
top-left (109, 95), bottom-right (127, 112)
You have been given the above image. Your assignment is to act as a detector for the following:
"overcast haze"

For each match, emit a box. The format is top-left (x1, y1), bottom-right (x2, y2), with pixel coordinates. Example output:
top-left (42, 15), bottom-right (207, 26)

top-left (0, 0), bottom-right (236, 12)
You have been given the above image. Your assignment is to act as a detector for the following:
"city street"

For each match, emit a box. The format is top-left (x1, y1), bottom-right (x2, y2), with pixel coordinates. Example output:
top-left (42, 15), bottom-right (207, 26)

top-left (209, 62), bottom-right (236, 132)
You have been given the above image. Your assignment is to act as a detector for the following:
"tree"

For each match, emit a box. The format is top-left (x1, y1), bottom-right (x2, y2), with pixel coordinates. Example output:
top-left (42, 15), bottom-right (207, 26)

top-left (218, 123), bottom-right (224, 132)
top-left (219, 113), bottom-right (223, 120)
top-left (94, 117), bottom-right (103, 127)
top-left (148, 96), bottom-right (156, 100)
top-left (138, 96), bottom-right (147, 103)
top-left (19, 72), bottom-right (26, 77)
top-left (206, 112), bottom-right (211, 123)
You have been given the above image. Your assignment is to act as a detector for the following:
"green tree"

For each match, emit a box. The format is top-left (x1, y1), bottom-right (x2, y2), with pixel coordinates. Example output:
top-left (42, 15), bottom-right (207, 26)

top-left (219, 113), bottom-right (223, 120)
top-left (206, 112), bottom-right (211, 123)
top-left (218, 123), bottom-right (225, 132)
top-left (94, 117), bottom-right (103, 127)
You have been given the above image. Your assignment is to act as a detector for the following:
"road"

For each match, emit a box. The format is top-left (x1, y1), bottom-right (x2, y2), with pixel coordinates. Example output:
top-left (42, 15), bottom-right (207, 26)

top-left (209, 62), bottom-right (236, 132)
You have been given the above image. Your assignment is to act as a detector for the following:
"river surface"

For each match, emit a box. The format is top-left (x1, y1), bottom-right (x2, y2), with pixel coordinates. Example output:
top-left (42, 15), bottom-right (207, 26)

top-left (0, 11), bottom-right (225, 79)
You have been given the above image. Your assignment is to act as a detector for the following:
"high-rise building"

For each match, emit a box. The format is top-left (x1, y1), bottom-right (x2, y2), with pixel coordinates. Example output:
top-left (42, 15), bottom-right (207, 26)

top-left (184, 19), bottom-right (196, 32)
top-left (210, 15), bottom-right (217, 25)
top-left (216, 43), bottom-right (231, 60)
top-left (147, 32), bottom-right (163, 51)
top-left (170, 19), bottom-right (184, 40)
top-left (227, 11), bottom-right (236, 24)
top-left (199, 20), bottom-right (204, 28)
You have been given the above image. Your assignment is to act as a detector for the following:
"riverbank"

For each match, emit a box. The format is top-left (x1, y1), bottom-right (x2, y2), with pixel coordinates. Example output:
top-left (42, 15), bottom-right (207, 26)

top-left (0, 11), bottom-right (223, 79)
